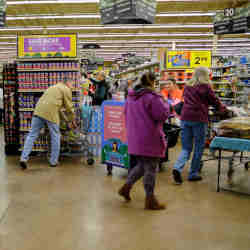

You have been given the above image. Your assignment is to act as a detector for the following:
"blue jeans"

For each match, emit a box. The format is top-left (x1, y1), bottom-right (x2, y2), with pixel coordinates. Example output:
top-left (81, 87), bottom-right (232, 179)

top-left (21, 116), bottom-right (60, 165)
top-left (174, 120), bottom-right (207, 179)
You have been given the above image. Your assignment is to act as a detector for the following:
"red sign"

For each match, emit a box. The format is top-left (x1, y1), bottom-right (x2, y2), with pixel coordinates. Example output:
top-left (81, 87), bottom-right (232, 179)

top-left (103, 105), bottom-right (127, 143)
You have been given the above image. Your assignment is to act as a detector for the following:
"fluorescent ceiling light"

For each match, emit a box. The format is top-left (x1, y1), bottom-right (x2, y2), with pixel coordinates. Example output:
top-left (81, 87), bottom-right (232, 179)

top-left (7, 0), bottom-right (99, 4)
top-left (7, 0), bottom-right (206, 5)
top-left (0, 24), bottom-right (212, 32)
top-left (7, 14), bottom-right (100, 20)
top-left (157, 12), bottom-right (215, 17)
top-left (0, 47), bottom-right (16, 50)
top-left (7, 12), bottom-right (216, 20)
top-left (78, 33), bottom-right (213, 38)
top-left (79, 39), bottom-right (250, 44)
top-left (0, 42), bottom-right (16, 45)
top-left (0, 36), bottom-right (16, 39)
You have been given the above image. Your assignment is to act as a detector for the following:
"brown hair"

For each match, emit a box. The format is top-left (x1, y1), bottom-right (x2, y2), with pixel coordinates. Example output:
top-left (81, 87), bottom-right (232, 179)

top-left (167, 77), bottom-right (176, 85)
top-left (141, 72), bottom-right (156, 88)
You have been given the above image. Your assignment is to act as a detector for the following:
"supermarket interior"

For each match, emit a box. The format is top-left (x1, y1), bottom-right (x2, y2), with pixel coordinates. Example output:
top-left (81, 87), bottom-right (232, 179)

top-left (0, 0), bottom-right (250, 250)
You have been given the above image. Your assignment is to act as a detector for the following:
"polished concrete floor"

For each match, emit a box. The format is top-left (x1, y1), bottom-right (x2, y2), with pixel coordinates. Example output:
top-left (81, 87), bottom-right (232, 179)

top-left (0, 126), bottom-right (250, 250)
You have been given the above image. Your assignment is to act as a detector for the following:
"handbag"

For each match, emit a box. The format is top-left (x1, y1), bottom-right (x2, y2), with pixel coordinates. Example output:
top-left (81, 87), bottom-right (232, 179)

top-left (173, 101), bottom-right (184, 116)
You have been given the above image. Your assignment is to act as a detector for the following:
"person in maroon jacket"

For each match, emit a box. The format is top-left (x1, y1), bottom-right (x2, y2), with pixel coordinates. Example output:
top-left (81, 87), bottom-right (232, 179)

top-left (172, 67), bottom-right (227, 184)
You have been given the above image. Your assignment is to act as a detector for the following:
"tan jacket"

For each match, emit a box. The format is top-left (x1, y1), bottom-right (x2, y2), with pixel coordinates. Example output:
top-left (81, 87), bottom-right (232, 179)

top-left (34, 82), bottom-right (75, 125)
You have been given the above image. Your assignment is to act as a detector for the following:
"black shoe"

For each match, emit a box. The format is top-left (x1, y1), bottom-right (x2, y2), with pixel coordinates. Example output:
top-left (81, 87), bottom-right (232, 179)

top-left (20, 161), bottom-right (27, 170)
top-left (188, 176), bottom-right (203, 182)
top-left (173, 169), bottom-right (183, 185)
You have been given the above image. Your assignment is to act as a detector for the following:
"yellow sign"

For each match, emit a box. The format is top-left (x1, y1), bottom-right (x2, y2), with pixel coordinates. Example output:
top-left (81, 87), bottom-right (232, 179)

top-left (190, 51), bottom-right (211, 68)
top-left (167, 51), bottom-right (211, 69)
top-left (18, 34), bottom-right (77, 58)
top-left (167, 51), bottom-right (191, 69)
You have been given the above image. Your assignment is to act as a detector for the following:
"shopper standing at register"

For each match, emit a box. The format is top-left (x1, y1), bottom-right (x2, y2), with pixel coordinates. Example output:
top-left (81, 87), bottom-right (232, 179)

top-left (119, 72), bottom-right (171, 210)
top-left (172, 67), bottom-right (226, 184)
top-left (20, 77), bottom-right (76, 170)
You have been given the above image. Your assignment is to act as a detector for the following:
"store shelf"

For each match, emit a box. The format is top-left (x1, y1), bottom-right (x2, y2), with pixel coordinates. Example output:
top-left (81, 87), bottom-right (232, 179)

top-left (19, 128), bottom-right (30, 132)
top-left (18, 88), bottom-right (80, 93)
top-left (211, 65), bottom-right (237, 69)
top-left (165, 68), bottom-right (187, 71)
top-left (239, 75), bottom-right (250, 78)
top-left (219, 97), bottom-right (236, 101)
top-left (17, 68), bottom-right (80, 72)
top-left (214, 90), bottom-right (245, 94)
top-left (16, 58), bottom-right (80, 62)
top-left (114, 62), bottom-right (159, 78)
top-left (19, 108), bottom-right (34, 111)
top-left (19, 148), bottom-right (47, 152)
top-left (212, 74), bottom-right (236, 77)
top-left (212, 82), bottom-right (232, 84)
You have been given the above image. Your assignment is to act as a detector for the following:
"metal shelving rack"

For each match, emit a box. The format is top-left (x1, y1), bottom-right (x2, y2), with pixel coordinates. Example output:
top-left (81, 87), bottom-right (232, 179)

top-left (211, 55), bottom-right (250, 106)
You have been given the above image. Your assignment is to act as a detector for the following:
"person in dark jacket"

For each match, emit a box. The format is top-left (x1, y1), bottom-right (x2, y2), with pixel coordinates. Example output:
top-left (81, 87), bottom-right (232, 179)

top-left (118, 72), bottom-right (171, 210)
top-left (172, 67), bottom-right (227, 184)
top-left (89, 71), bottom-right (110, 106)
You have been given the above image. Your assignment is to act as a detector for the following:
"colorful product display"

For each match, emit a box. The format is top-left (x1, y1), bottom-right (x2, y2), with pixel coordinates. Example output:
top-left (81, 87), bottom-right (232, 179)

top-left (18, 71), bottom-right (80, 90)
top-left (17, 62), bottom-right (79, 70)
top-left (17, 59), bottom-right (81, 152)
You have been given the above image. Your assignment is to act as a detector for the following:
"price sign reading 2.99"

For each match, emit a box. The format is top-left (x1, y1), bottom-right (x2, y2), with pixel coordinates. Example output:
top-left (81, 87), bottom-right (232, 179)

top-left (191, 51), bottom-right (211, 68)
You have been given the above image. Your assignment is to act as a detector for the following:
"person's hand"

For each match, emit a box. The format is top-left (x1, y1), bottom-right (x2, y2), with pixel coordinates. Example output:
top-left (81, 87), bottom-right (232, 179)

top-left (69, 121), bottom-right (77, 129)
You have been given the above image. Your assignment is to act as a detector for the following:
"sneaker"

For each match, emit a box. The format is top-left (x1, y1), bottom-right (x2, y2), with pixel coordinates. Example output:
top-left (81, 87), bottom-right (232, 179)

top-left (173, 169), bottom-right (183, 185)
top-left (50, 164), bottom-right (58, 168)
top-left (20, 161), bottom-right (27, 170)
top-left (188, 176), bottom-right (202, 182)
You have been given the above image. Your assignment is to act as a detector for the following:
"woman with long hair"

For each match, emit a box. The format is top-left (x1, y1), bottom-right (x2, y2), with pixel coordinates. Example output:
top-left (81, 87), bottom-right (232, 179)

top-left (172, 67), bottom-right (227, 184)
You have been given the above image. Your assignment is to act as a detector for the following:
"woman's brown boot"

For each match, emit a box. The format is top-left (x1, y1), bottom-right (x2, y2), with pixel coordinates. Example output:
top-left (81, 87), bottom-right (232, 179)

top-left (118, 184), bottom-right (132, 202)
top-left (145, 195), bottom-right (166, 210)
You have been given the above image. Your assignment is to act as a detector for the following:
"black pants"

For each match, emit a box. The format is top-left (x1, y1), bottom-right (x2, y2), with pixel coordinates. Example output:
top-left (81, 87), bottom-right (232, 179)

top-left (0, 108), bottom-right (3, 124)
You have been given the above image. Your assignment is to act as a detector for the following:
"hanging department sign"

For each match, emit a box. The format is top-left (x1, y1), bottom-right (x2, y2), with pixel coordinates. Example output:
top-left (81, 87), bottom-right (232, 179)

top-left (167, 51), bottom-right (211, 69)
top-left (99, 0), bottom-right (156, 24)
top-left (17, 34), bottom-right (77, 58)
top-left (214, 2), bottom-right (250, 35)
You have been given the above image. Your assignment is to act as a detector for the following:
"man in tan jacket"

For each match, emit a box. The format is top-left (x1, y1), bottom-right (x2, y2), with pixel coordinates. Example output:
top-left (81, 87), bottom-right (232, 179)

top-left (20, 77), bottom-right (76, 170)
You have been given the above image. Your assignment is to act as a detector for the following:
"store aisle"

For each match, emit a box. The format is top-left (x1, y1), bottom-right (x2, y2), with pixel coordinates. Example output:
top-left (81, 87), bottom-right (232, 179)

top-left (0, 126), bottom-right (250, 250)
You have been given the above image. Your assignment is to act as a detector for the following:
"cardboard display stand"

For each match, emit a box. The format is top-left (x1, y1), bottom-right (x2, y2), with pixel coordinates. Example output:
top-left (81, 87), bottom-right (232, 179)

top-left (101, 100), bottom-right (129, 174)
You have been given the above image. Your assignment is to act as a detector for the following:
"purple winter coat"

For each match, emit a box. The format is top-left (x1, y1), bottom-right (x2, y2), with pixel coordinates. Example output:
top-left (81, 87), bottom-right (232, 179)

top-left (125, 88), bottom-right (171, 158)
top-left (181, 84), bottom-right (225, 123)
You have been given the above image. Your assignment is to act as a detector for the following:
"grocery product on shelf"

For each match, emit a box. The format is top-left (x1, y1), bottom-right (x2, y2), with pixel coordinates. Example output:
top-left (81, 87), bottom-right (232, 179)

top-left (211, 55), bottom-right (250, 106)
top-left (3, 63), bottom-right (19, 154)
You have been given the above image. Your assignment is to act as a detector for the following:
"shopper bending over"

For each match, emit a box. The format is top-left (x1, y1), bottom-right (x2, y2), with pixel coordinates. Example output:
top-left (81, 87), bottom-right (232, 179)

top-left (119, 72), bottom-right (171, 210)
top-left (172, 67), bottom-right (226, 184)
top-left (20, 77), bottom-right (76, 170)
top-left (89, 71), bottom-right (111, 106)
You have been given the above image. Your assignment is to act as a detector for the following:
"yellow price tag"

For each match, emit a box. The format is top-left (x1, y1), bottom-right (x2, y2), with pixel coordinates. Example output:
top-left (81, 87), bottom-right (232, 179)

top-left (190, 51), bottom-right (211, 68)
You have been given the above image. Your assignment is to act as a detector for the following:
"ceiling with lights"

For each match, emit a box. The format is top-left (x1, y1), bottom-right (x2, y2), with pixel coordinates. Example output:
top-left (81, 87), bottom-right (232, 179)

top-left (0, 0), bottom-right (249, 62)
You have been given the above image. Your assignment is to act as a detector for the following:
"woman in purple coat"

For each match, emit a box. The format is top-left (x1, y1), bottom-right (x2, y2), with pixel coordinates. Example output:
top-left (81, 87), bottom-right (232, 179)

top-left (118, 72), bottom-right (171, 210)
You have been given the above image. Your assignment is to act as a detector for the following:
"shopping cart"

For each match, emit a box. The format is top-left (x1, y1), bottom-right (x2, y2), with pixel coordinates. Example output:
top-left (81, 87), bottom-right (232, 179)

top-left (200, 108), bottom-right (236, 172)
top-left (47, 101), bottom-right (95, 165)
